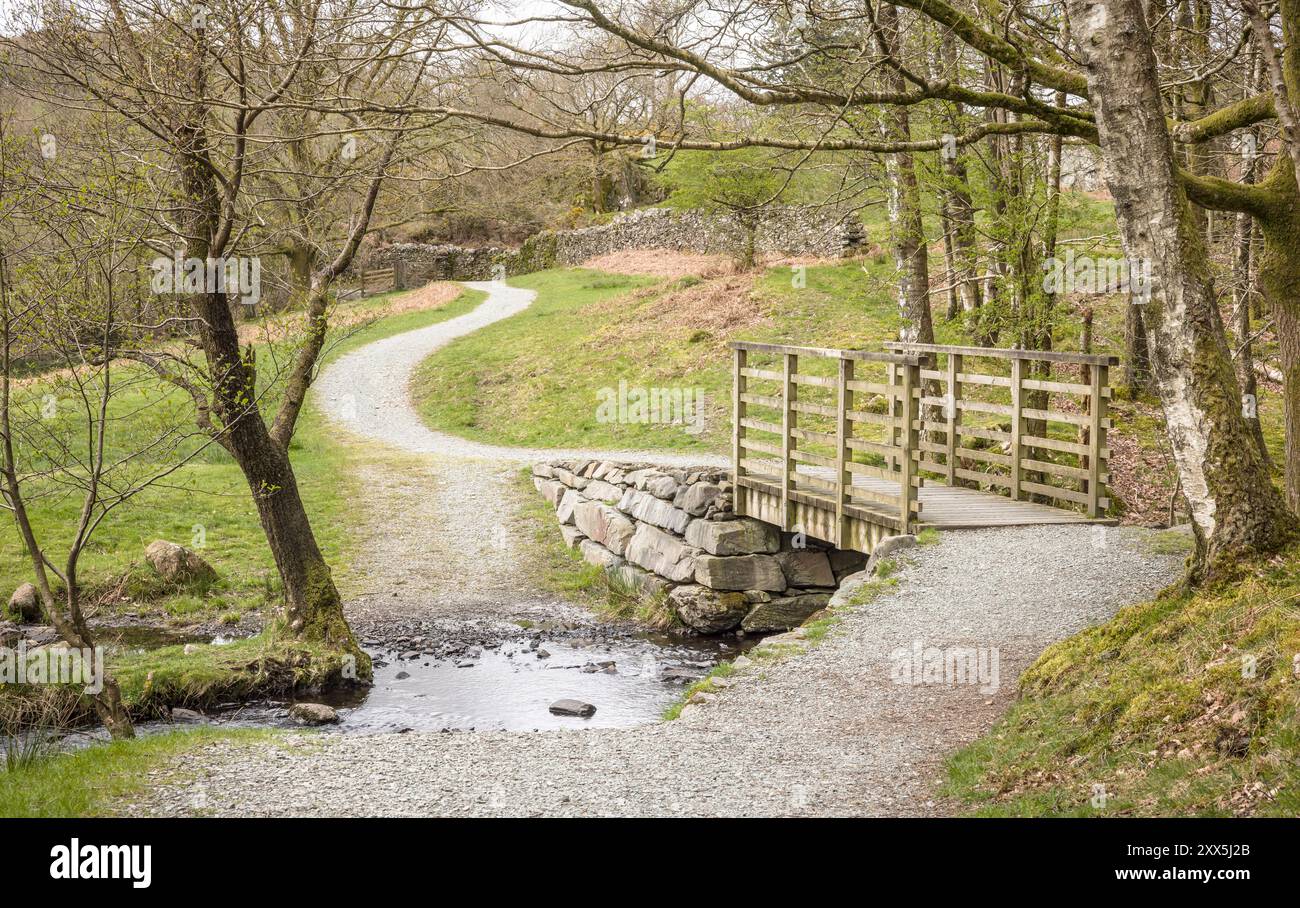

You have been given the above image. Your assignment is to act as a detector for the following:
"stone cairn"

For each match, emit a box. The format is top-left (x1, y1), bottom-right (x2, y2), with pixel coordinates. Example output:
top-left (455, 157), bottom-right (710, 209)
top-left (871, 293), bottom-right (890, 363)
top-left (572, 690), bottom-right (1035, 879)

top-left (533, 460), bottom-right (867, 635)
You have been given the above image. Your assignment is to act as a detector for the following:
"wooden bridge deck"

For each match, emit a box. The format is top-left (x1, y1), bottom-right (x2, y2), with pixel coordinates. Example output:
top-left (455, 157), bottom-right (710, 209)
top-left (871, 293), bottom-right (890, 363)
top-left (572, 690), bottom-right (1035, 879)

top-left (742, 466), bottom-right (1111, 531)
top-left (730, 340), bottom-right (1120, 553)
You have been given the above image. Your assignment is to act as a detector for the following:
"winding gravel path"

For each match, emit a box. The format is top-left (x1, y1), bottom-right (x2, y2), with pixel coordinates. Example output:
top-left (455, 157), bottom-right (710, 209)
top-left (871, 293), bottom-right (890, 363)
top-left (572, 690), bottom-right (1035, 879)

top-left (137, 525), bottom-right (1180, 817)
top-left (314, 280), bottom-right (724, 467)
top-left (314, 280), bottom-right (720, 621)
top-left (131, 279), bottom-right (1184, 816)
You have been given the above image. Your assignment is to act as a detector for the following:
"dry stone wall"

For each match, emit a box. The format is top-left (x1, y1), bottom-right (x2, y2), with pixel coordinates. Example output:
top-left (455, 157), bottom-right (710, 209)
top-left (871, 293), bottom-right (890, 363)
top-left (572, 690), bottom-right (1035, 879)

top-left (370, 206), bottom-right (867, 284)
top-left (533, 459), bottom-right (869, 635)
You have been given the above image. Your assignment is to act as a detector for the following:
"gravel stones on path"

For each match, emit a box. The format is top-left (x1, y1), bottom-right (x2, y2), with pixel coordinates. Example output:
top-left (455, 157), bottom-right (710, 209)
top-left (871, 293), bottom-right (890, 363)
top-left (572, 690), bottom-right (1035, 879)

top-left (136, 522), bottom-right (1181, 817)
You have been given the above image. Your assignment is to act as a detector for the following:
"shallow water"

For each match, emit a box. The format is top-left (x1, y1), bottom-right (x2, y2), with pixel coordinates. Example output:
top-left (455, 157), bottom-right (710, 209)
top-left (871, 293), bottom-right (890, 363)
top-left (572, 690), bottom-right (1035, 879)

top-left (316, 634), bottom-right (746, 733)
top-left (40, 629), bottom-right (752, 746)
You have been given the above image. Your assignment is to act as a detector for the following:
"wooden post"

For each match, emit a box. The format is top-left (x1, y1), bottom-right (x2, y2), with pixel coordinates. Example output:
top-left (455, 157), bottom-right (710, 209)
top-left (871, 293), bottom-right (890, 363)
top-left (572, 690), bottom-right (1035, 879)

top-left (359, 269), bottom-right (367, 297)
top-left (781, 352), bottom-right (797, 531)
top-left (945, 352), bottom-right (962, 486)
top-left (1086, 364), bottom-right (1108, 517)
top-left (732, 347), bottom-right (747, 516)
top-left (393, 259), bottom-right (407, 291)
top-left (835, 357), bottom-right (853, 549)
top-left (898, 360), bottom-right (918, 534)
top-left (886, 361), bottom-right (898, 472)
top-left (1009, 357), bottom-right (1024, 500)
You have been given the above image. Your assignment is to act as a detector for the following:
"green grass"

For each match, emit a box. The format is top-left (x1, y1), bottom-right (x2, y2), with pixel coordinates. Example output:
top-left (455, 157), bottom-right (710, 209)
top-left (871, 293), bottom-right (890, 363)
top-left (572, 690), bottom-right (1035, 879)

top-left (662, 662), bottom-right (737, 721)
top-left (0, 287), bottom-right (484, 623)
top-left (946, 547), bottom-right (1300, 816)
top-left (412, 261), bottom-right (967, 454)
top-left (0, 727), bottom-right (277, 817)
top-left (109, 624), bottom-right (360, 714)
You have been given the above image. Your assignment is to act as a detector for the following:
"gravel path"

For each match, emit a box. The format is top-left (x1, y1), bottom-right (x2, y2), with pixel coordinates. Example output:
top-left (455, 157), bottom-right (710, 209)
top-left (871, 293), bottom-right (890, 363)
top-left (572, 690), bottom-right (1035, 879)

top-left (314, 280), bottom-right (724, 467)
top-left (130, 281), bottom-right (1183, 816)
top-left (314, 280), bottom-right (721, 622)
top-left (137, 524), bottom-right (1180, 817)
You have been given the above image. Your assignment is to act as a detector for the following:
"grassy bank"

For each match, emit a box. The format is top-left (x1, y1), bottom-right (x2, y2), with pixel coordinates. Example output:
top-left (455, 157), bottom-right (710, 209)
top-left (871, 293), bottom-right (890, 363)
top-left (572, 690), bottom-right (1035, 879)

top-left (0, 286), bottom-right (484, 624)
top-left (412, 260), bottom-right (969, 454)
top-left (946, 546), bottom-right (1300, 816)
top-left (0, 727), bottom-right (277, 817)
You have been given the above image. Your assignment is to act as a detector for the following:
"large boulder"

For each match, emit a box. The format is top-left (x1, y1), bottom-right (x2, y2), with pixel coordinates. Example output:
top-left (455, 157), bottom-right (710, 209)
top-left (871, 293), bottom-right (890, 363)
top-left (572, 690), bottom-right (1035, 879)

top-left (573, 500), bottom-right (636, 556)
top-left (776, 550), bottom-right (836, 587)
top-left (624, 523), bottom-right (699, 582)
top-left (694, 554), bottom-right (785, 592)
top-left (145, 541), bottom-right (218, 585)
top-left (6, 583), bottom-right (42, 623)
top-left (668, 585), bottom-right (750, 633)
top-left (685, 518), bottom-right (780, 556)
top-left (741, 593), bottom-right (832, 632)
top-left (617, 489), bottom-right (692, 535)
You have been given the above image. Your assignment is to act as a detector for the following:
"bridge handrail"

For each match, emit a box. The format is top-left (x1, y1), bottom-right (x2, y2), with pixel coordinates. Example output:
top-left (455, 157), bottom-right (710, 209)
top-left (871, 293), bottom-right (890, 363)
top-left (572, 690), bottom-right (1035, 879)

top-left (730, 340), bottom-right (921, 365)
top-left (882, 341), bottom-right (1118, 368)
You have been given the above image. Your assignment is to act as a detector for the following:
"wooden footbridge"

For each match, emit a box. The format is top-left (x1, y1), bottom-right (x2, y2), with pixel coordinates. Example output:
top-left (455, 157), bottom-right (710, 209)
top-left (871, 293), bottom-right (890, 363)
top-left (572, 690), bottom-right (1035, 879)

top-left (730, 340), bottom-right (1119, 554)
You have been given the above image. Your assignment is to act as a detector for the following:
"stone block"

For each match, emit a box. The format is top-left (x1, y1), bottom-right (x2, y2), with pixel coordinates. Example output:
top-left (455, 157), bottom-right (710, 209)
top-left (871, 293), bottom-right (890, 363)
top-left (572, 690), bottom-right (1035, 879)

top-left (573, 500), bottom-right (636, 556)
top-left (685, 517), bottom-right (780, 555)
top-left (694, 554), bottom-right (785, 591)
top-left (776, 550), bottom-right (836, 587)
top-left (625, 523), bottom-right (699, 583)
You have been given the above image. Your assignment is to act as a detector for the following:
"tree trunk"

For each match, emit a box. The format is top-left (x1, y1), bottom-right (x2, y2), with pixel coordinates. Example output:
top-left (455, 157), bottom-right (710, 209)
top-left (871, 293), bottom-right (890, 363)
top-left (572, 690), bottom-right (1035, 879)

top-left (1257, 185), bottom-right (1300, 510)
top-left (1123, 300), bottom-right (1153, 395)
top-left (1068, 0), bottom-right (1297, 579)
top-left (877, 4), bottom-right (934, 347)
top-left (177, 122), bottom-right (367, 669)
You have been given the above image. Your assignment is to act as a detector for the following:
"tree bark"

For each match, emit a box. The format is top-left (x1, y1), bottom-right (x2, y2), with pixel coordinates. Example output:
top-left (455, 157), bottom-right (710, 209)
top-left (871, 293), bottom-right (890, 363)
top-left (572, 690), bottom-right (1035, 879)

top-left (175, 111), bottom-right (366, 668)
top-left (877, 4), bottom-right (934, 347)
top-left (1068, 0), bottom-right (1296, 579)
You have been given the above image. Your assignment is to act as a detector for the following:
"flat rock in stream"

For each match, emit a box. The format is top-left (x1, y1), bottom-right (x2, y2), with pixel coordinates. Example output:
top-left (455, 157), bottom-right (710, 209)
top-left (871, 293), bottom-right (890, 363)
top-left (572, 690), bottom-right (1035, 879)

top-left (548, 699), bottom-right (597, 717)
top-left (289, 703), bottom-right (340, 725)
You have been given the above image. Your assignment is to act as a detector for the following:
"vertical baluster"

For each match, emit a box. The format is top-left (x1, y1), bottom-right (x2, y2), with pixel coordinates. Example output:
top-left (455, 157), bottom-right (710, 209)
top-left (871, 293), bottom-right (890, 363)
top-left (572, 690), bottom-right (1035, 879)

top-left (945, 353), bottom-right (962, 486)
top-left (1009, 357), bottom-right (1024, 500)
top-left (836, 356), bottom-right (853, 549)
top-left (782, 352), bottom-right (797, 531)
top-left (1087, 364), bottom-right (1108, 517)
top-left (899, 360), bottom-right (918, 533)
top-left (732, 346), bottom-right (747, 516)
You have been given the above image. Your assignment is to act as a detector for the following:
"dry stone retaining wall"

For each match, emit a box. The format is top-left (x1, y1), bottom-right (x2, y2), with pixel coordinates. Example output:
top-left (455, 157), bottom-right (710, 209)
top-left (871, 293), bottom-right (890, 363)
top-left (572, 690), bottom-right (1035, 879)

top-left (371, 206), bottom-right (867, 284)
top-left (533, 459), bottom-right (869, 635)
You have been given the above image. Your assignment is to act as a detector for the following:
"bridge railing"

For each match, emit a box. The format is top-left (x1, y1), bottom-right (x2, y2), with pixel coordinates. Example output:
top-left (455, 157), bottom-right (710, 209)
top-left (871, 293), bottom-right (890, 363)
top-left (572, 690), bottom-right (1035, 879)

top-left (883, 342), bottom-right (1118, 517)
top-left (730, 341), bottom-right (925, 542)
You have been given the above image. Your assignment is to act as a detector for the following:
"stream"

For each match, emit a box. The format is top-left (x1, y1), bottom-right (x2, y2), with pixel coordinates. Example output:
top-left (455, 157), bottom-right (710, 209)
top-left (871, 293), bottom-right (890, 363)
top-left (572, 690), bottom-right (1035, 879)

top-left (37, 623), bottom-right (754, 749)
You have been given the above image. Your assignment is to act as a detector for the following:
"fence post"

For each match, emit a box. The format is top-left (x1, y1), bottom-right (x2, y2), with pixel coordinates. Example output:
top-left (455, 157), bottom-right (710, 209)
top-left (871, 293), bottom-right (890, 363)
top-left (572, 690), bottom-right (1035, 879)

top-left (835, 356), bottom-right (853, 549)
top-left (945, 352), bottom-right (962, 486)
top-left (886, 361), bottom-right (898, 473)
top-left (359, 270), bottom-right (367, 297)
top-left (732, 347), bottom-right (747, 516)
top-left (1086, 364), bottom-right (1108, 517)
top-left (899, 360), bottom-right (918, 534)
top-left (782, 352), bottom-right (797, 531)
top-left (1008, 357), bottom-right (1025, 500)
top-left (393, 259), bottom-right (407, 291)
